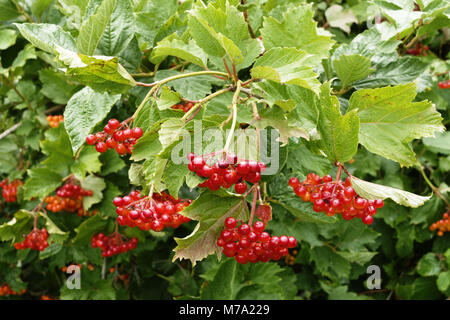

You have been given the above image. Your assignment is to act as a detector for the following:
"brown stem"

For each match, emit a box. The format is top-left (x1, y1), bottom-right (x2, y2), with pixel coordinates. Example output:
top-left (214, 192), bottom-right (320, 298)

top-left (223, 58), bottom-right (232, 78)
top-left (241, 0), bottom-right (256, 38)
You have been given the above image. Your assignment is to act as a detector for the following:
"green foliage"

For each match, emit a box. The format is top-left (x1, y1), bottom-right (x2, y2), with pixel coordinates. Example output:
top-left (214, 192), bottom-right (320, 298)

top-left (0, 0), bottom-right (448, 301)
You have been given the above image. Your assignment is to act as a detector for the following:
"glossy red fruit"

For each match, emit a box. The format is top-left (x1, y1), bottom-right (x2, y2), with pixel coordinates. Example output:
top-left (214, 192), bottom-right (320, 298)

top-left (95, 142), bottom-right (108, 153)
top-left (86, 134), bottom-right (97, 145)
top-left (132, 127), bottom-right (143, 139)
top-left (234, 182), bottom-right (247, 194)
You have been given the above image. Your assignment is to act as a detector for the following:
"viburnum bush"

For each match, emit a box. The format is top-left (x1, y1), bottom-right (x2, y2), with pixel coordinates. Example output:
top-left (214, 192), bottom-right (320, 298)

top-left (0, 0), bottom-right (449, 301)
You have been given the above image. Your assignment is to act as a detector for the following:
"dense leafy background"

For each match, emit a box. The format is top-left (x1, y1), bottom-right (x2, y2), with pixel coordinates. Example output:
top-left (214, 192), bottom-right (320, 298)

top-left (0, 0), bottom-right (449, 300)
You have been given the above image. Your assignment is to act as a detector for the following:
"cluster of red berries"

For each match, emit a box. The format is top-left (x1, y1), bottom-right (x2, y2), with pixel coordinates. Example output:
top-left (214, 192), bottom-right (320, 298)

top-left (430, 212), bottom-right (450, 236)
top-left (216, 217), bottom-right (297, 264)
top-left (113, 190), bottom-right (191, 231)
top-left (46, 115), bottom-right (64, 128)
top-left (91, 232), bottom-right (138, 257)
top-left (187, 153), bottom-right (265, 193)
top-left (14, 228), bottom-right (49, 251)
top-left (438, 80), bottom-right (450, 89)
top-left (0, 284), bottom-right (26, 296)
top-left (406, 43), bottom-right (429, 56)
top-left (0, 179), bottom-right (23, 203)
top-left (171, 101), bottom-right (195, 113)
top-left (44, 182), bottom-right (94, 216)
top-left (289, 173), bottom-right (384, 225)
top-left (86, 118), bottom-right (143, 155)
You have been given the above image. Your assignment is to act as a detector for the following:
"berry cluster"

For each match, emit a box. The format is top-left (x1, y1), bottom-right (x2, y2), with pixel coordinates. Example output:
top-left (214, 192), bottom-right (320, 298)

top-left (86, 118), bottom-right (143, 155)
top-left (114, 190), bottom-right (191, 231)
top-left (289, 173), bottom-right (384, 225)
top-left (46, 115), bottom-right (64, 128)
top-left (14, 228), bottom-right (49, 251)
top-left (0, 284), bottom-right (26, 296)
top-left (438, 80), bottom-right (450, 89)
top-left (171, 101), bottom-right (195, 113)
top-left (0, 179), bottom-right (23, 203)
top-left (44, 182), bottom-right (95, 216)
top-left (216, 217), bottom-right (297, 264)
top-left (429, 212), bottom-right (450, 236)
top-left (187, 153), bottom-right (265, 193)
top-left (91, 232), bottom-right (138, 257)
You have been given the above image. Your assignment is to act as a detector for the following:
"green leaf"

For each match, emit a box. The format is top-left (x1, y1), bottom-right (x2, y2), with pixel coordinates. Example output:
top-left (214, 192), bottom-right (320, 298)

top-left (64, 86), bottom-right (121, 153)
top-left (333, 54), bottom-right (372, 88)
top-left (152, 38), bottom-right (208, 68)
top-left (39, 212), bottom-right (69, 242)
top-left (154, 69), bottom-right (214, 100)
top-left (158, 118), bottom-right (187, 149)
top-left (0, 0), bottom-right (20, 21)
top-left (11, 45), bottom-right (37, 70)
top-left (423, 131), bottom-right (450, 155)
top-left (286, 141), bottom-right (332, 178)
top-left (157, 86), bottom-right (181, 110)
top-left (162, 162), bottom-right (190, 198)
top-left (353, 57), bottom-right (429, 90)
top-left (72, 214), bottom-right (109, 245)
top-left (261, 3), bottom-right (334, 66)
top-left (173, 192), bottom-right (249, 265)
top-left (77, 0), bottom-right (134, 56)
top-left (201, 259), bottom-right (243, 300)
top-left (0, 210), bottom-right (33, 242)
top-left (251, 47), bottom-right (320, 93)
top-left (317, 82), bottom-right (360, 163)
top-left (41, 125), bottom-right (74, 175)
top-left (38, 69), bottom-right (76, 104)
top-left (417, 253), bottom-right (441, 277)
top-left (187, 1), bottom-right (252, 65)
top-left (348, 83), bottom-right (445, 167)
top-left (0, 28), bottom-right (16, 50)
top-left (130, 129), bottom-right (162, 161)
top-left (350, 176), bottom-right (431, 208)
top-left (71, 146), bottom-right (102, 179)
top-left (437, 271), bottom-right (450, 293)
top-left (80, 175), bottom-right (106, 211)
top-left (336, 251), bottom-right (378, 265)
top-left (56, 46), bottom-right (136, 94)
top-left (97, 182), bottom-right (121, 218)
top-left (99, 149), bottom-right (126, 175)
top-left (250, 107), bottom-right (309, 145)
top-left (324, 4), bottom-right (358, 33)
top-left (23, 168), bottom-right (63, 200)
top-left (39, 243), bottom-right (63, 259)
top-left (14, 23), bottom-right (77, 54)
top-left (96, 0), bottom-right (135, 56)
top-left (142, 157), bottom-right (167, 192)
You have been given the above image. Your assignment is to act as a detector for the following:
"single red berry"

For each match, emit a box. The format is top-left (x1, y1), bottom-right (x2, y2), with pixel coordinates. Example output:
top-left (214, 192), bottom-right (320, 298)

top-left (86, 134), bottom-right (97, 145)
top-left (95, 142), bottom-right (108, 153)
top-left (234, 182), bottom-right (247, 194)
top-left (132, 127), bottom-right (143, 139)
top-left (224, 217), bottom-right (237, 229)
top-left (108, 119), bottom-right (120, 129)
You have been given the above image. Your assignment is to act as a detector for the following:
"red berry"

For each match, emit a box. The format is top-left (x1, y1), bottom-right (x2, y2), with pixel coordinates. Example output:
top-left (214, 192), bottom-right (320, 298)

top-left (95, 142), bottom-right (108, 153)
top-left (86, 134), bottom-right (97, 145)
top-left (234, 182), bottom-right (247, 194)
top-left (225, 217), bottom-right (237, 229)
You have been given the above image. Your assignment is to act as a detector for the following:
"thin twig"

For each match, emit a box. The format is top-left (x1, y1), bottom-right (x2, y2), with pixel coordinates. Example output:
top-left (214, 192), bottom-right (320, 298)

top-left (0, 122), bottom-right (22, 140)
